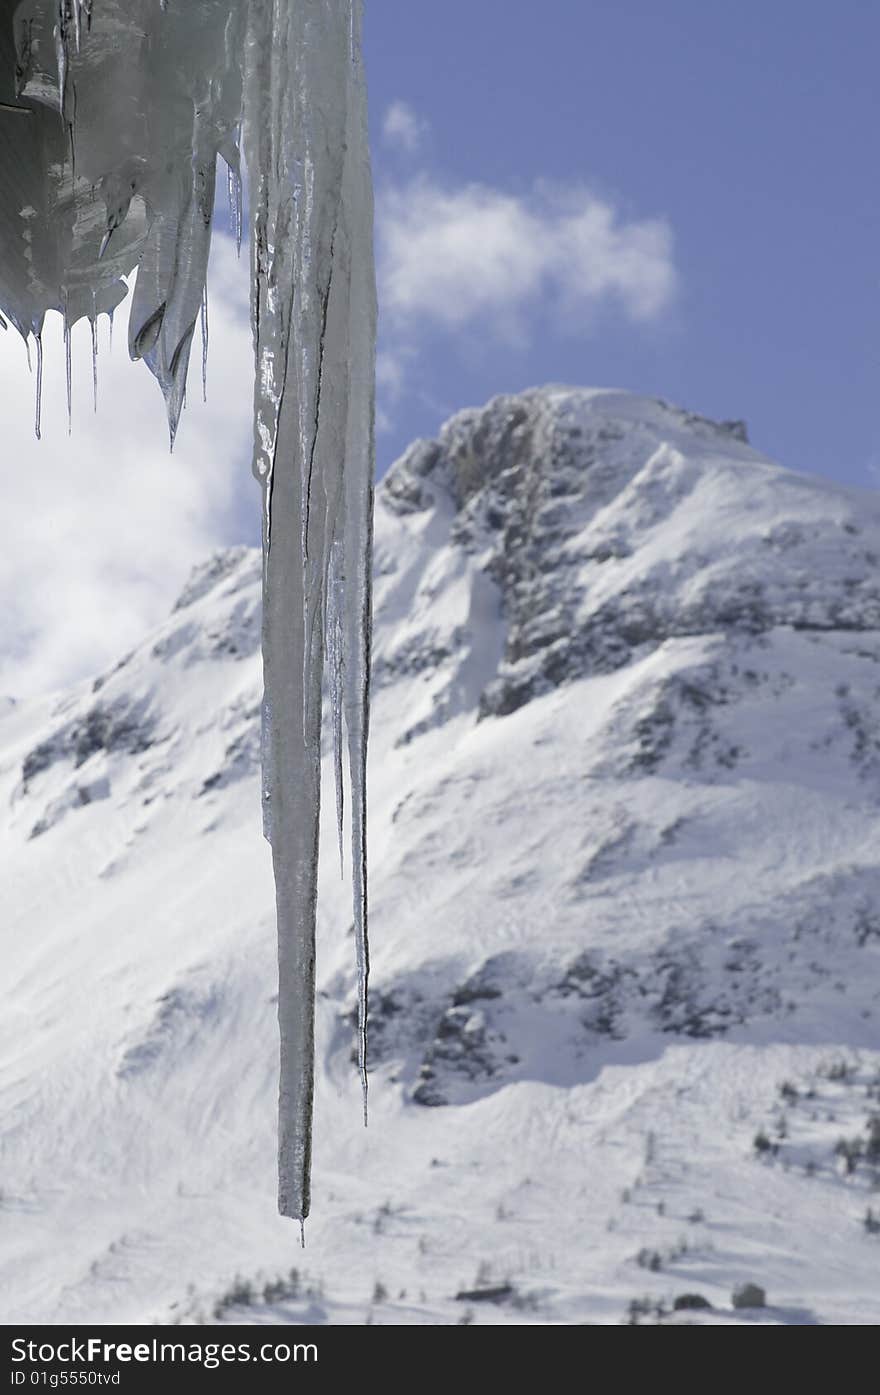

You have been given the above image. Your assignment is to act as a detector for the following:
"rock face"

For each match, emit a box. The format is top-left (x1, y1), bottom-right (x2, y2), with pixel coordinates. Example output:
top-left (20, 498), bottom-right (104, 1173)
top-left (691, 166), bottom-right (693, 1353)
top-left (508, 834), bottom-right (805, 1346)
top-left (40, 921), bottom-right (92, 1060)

top-left (2, 386), bottom-right (880, 1325)
top-left (382, 388), bottom-right (880, 722)
top-left (732, 1283), bottom-right (767, 1310)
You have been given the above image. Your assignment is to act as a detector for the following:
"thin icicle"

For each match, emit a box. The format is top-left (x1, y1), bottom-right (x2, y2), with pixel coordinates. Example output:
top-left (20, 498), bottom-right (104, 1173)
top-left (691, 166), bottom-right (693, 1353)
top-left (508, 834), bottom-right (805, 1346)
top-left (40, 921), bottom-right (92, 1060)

top-left (328, 550), bottom-right (346, 879)
top-left (64, 311), bottom-right (72, 434)
top-left (226, 161), bottom-right (235, 242)
top-left (340, 0), bottom-right (377, 1128)
top-left (226, 156), bottom-right (242, 257)
top-left (54, 4), bottom-right (69, 126)
top-left (200, 284), bottom-right (208, 403)
top-left (234, 170), bottom-right (242, 255)
top-left (33, 330), bottom-right (43, 440)
top-left (90, 315), bottom-right (98, 410)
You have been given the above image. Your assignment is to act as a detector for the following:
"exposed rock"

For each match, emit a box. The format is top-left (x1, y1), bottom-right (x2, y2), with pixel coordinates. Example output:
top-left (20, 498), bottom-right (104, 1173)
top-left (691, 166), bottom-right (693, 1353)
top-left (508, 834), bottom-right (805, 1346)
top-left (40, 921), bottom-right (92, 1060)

top-left (22, 699), bottom-right (155, 790)
top-left (29, 777), bottom-right (111, 839)
top-left (173, 549), bottom-right (256, 612)
top-left (199, 720), bottom-right (261, 796)
top-left (732, 1282), bottom-right (767, 1310)
top-left (454, 1283), bottom-right (515, 1305)
top-left (118, 980), bottom-right (222, 1080)
top-left (378, 387), bottom-right (880, 721)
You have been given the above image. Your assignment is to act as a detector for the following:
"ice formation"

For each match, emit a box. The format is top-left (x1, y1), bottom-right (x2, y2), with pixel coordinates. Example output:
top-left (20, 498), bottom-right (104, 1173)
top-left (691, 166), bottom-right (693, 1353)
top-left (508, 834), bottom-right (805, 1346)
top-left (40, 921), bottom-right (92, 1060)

top-left (0, 0), bottom-right (376, 1223)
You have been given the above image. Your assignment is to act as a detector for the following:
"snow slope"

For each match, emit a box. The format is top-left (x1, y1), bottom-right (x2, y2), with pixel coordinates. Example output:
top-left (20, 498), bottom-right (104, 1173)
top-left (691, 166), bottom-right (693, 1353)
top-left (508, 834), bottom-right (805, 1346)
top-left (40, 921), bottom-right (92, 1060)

top-left (1, 386), bottom-right (880, 1325)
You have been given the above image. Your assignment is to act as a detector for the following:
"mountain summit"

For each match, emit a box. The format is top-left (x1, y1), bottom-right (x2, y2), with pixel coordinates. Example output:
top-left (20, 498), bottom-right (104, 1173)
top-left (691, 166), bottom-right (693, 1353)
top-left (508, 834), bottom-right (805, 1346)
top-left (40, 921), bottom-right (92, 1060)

top-left (2, 387), bottom-right (879, 1324)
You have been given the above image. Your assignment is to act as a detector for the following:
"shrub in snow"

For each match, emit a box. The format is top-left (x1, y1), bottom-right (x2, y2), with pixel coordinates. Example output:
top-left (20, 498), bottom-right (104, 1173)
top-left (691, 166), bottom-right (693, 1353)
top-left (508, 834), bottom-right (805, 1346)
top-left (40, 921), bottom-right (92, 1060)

top-left (732, 1282), bottom-right (766, 1310)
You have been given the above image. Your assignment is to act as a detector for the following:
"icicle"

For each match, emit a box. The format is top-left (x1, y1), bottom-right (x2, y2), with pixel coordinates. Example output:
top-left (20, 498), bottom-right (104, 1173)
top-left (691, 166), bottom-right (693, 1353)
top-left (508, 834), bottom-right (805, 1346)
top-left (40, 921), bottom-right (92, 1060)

top-left (64, 310), bottom-right (72, 434)
top-left (328, 547), bottom-right (346, 879)
top-left (90, 315), bottom-right (98, 410)
top-left (335, 0), bottom-right (377, 1130)
top-left (234, 170), bottom-right (242, 256)
top-left (243, 0), bottom-right (376, 1221)
top-left (200, 283), bottom-right (208, 403)
top-left (33, 329), bottom-right (43, 441)
top-left (226, 157), bottom-right (242, 257)
top-left (1, 0), bottom-right (376, 1224)
top-left (54, 4), bottom-right (69, 126)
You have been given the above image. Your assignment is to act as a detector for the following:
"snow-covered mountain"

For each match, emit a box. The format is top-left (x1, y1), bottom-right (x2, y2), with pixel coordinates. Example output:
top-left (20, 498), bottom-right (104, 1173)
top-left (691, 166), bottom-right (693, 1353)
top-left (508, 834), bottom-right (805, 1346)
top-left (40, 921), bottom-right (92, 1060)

top-left (2, 386), bottom-right (880, 1326)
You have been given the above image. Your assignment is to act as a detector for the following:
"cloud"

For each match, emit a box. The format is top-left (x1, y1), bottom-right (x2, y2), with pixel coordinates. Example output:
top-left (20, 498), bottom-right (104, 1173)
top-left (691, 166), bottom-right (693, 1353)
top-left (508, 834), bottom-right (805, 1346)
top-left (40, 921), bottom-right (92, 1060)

top-left (373, 175), bottom-right (677, 434)
top-left (382, 100), bottom-right (428, 155)
top-left (374, 345), bottom-right (418, 435)
top-left (375, 341), bottom-right (447, 437)
top-left (0, 234), bottom-right (254, 699)
top-left (376, 348), bottom-right (407, 399)
top-left (378, 177), bottom-right (676, 335)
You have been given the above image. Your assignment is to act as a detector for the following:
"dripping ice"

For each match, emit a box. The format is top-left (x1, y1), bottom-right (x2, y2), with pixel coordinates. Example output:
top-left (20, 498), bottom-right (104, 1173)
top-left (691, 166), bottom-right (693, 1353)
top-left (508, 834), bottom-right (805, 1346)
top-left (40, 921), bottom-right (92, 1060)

top-left (243, 0), bottom-right (376, 1213)
top-left (0, 0), bottom-right (376, 1225)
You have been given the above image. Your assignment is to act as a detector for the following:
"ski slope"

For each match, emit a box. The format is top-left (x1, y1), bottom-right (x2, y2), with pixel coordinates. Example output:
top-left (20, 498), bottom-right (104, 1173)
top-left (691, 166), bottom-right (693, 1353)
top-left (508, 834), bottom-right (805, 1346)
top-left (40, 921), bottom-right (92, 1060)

top-left (1, 387), bottom-right (879, 1324)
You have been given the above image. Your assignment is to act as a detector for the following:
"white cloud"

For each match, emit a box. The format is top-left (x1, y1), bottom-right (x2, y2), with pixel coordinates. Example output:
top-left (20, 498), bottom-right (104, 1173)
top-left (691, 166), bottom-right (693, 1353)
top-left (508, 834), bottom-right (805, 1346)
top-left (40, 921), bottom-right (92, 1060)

top-left (373, 176), bottom-right (677, 432)
top-left (376, 348), bottom-right (407, 399)
top-left (374, 345), bottom-right (418, 435)
top-left (382, 101), bottom-right (428, 155)
top-left (378, 177), bottom-right (676, 335)
top-left (0, 234), bottom-right (254, 699)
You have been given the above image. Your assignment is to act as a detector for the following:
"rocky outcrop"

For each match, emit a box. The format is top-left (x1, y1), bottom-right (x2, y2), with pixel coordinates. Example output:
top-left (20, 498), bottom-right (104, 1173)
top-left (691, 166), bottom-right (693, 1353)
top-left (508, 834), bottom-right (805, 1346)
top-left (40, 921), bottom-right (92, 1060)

top-left (380, 388), bottom-right (880, 719)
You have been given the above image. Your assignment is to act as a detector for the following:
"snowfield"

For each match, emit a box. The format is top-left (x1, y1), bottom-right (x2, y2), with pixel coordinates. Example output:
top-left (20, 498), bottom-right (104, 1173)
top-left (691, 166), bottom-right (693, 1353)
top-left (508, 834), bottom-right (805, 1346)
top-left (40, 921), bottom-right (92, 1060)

top-left (1, 386), bottom-right (879, 1325)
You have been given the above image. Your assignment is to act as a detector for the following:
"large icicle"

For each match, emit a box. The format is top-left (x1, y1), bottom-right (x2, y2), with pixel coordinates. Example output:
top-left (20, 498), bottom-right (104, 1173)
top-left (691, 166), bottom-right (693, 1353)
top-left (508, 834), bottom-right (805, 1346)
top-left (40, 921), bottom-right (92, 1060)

top-left (0, 0), bottom-right (376, 1225)
top-left (242, 0), bottom-right (375, 1222)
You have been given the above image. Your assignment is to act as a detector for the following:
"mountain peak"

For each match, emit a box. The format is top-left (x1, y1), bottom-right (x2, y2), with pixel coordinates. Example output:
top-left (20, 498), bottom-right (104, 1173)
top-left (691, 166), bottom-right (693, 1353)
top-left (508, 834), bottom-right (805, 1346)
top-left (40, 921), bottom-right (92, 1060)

top-left (386, 387), bottom-right (750, 515)
top-left (377, 385), bottom-right (880, 721)
top-left (173, 546), bottom-right (257, 614)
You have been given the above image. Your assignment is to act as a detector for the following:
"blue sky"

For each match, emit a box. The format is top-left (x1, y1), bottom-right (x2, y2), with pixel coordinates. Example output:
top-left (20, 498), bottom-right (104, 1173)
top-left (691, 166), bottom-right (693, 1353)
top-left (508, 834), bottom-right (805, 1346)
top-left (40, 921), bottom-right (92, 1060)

top-left (0, 1), bottom-right (877, 696)
top-left (366, 0), bottom-right (879, 487)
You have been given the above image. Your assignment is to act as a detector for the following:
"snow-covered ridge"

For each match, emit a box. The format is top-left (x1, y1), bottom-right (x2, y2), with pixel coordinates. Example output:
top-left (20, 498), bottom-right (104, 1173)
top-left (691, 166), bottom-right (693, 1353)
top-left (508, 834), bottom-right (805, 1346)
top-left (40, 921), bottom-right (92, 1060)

top-left (1, 386), bottom-right (879, 1324)
top-left (375, 386), bottom-right (880, 728)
